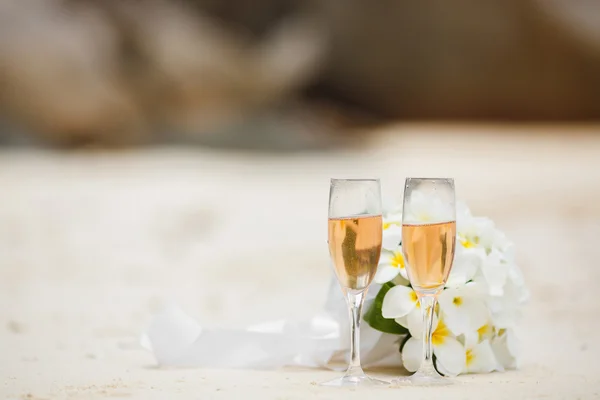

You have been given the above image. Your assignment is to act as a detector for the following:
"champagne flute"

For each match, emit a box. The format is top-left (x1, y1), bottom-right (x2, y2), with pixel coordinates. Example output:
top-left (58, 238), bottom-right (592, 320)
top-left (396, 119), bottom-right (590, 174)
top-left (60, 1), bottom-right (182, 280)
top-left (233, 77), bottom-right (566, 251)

top-left (396, 178), bottom-right (456, 386)
top-left (322, 178), bottom-right (388, 387)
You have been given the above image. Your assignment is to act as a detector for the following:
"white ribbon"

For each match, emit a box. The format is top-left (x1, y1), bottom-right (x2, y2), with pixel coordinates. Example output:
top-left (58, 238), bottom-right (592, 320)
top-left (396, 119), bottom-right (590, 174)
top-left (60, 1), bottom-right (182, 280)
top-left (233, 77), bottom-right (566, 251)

top-left (141, 279), bottom-right (404, 369)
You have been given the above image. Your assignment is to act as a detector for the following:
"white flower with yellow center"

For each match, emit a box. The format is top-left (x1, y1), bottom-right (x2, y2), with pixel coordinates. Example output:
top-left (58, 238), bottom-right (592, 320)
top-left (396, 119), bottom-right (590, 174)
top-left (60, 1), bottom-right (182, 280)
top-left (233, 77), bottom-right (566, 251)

top-left (374, 212), bottom-right (407, 284)
top-left (438, 283), bottom-right (489, 336)
top-left (401, 315), bottom-right (466, 377)
top-left (457, 217), bottom-right (494, 250)
top-left (464, 340), bottom-right (498, 374)
top-left (374, 248), bottom-right (409, 284)
top-left (458, 321), bottom-right (501, 374)
top-left (456, 204), bottom-right (495, 250)
top-left (435, 339), bottom-right (498, 376)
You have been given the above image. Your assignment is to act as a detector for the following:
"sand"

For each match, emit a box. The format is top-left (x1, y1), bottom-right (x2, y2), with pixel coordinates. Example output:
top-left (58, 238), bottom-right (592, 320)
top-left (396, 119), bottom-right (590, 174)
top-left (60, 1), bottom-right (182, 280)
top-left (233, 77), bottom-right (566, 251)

top-left (1, 124), bottom-right (600, 399)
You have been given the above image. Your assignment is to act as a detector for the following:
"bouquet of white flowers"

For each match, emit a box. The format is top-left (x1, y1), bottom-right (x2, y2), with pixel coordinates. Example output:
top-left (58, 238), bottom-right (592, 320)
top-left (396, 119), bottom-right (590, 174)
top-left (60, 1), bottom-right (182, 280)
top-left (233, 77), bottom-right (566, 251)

top-left (362, 201), bottom-right (529, 376)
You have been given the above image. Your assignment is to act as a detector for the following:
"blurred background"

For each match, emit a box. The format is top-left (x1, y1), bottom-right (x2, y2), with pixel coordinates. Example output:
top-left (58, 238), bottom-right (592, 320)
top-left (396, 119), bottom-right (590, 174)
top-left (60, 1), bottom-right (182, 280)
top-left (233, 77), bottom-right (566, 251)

top-left (0, 0), bottom-right (599, 149)
top-left (1, 1), bottom-right (600, 398)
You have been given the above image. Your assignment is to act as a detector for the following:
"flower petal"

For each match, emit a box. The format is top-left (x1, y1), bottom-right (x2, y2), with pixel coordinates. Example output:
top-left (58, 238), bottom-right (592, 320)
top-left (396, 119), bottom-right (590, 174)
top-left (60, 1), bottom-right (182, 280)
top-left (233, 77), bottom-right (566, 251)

top-left (466, 340), bottom-right (497, 374)
top-left (456, 201), bottom-right (472, 218)
top-left (374, 264), bottom-right (400, 284)
top-left (457, 215), bottom-right (493, 238)
top-left (405, 307), bottom-right (425, 338)
top-left (480, 249), bottom-right (508, 296)
top-left (463, 330), bottom-right (480, 349)
top-left (433, 336), bottom-right (465, 377)
top-left (463, 300), bottom-right (489, 334)
top-left (491, 333), bottom-right (516, 370)
top-left (382, 225), bottom-right (402, 250)
top-left (397, 263), bottom-right (409, 280)
top-left (401, 337), bottom-right (422, 372)
top-left (446, 246), bottom-right (483, 288)
top-left (394, 316), bottom-right (408, 329)
top-left (488, 281), bottom-right (523, 329)
top-left (383, 207), bottom-right (403, 224)
top-left (435, 358), bottom-right (453, 377)
top-left (381, 285), bottom-right (417, 319)
top-left (507, 261), bottom-right (525, 287)
top-left (505, 329), bottom-right (520, 358)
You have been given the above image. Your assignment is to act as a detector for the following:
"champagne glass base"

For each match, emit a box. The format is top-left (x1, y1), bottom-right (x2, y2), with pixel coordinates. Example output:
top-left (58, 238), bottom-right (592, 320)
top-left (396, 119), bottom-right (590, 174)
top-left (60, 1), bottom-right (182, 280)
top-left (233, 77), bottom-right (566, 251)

top-left (393, 371), bottom-right (453, 387)
top-left (320, 374), bottom-right (389, 387)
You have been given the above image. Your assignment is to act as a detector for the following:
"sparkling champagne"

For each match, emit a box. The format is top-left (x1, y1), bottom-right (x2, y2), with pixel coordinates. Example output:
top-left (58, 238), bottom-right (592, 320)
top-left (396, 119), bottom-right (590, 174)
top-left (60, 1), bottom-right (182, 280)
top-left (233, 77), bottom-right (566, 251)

top-left (402, 221), bottom-right (456, 293)
top-left (328, 215), bottom-right (382, 291)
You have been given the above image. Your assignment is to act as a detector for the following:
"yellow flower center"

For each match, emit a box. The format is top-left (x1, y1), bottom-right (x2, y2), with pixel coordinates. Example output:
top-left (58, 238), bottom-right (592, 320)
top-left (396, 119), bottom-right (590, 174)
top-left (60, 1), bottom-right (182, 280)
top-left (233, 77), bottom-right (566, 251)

top-left (477, 324), bottom-right (493, 341)
top-left (452, 296), bottom-right (463, 306)
top-left (410, 290), bottom-right (418, 304)
top-left (466, 348), bottom-right (474, 366)
top-left (432, 319), bottom-right (450, 346)
top-left (460, 234), bottom-right (480, 249)
top-left (391, 252), bottom-right (405, 270)
top-left (383, 221), bottom-right (400, 230)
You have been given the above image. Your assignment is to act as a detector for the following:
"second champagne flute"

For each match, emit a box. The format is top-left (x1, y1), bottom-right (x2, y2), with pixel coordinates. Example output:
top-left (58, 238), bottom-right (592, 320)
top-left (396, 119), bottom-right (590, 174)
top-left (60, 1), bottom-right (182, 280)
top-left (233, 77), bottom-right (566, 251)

top-left (396, 177), bottom-right (457, 386)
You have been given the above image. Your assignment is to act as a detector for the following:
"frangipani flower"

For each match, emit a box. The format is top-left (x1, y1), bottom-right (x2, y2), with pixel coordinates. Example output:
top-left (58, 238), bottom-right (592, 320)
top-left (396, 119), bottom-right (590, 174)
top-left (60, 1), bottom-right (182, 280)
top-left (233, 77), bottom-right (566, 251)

top-left (374, 248), bottom-right (408, 284)
top-left (457, 216), bottom-right (496, 252)
top-left (434, 339), bottom-right (498, 376)
top-left (438, 283), bottom-right (489, 336)
top-left (401, 316), bottom-right (466, 376)
top-left (464, 340), bottom-right (498, 374)
top-left (456, 204), bottom-right (497, 249)
top-left (375, 211), bottom-right (407, 284)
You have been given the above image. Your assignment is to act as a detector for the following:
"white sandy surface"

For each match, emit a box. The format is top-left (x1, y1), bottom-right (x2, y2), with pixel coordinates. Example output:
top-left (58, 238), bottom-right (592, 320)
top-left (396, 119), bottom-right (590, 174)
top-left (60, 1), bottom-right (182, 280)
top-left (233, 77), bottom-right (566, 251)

top-left (1, 124), bottom-right (600, 399)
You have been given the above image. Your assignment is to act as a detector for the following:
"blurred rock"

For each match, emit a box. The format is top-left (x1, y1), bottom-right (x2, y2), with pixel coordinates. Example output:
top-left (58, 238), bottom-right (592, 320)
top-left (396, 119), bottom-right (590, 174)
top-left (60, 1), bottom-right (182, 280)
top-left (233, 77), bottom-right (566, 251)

top-left (0, 0), bottom-right (144, 146)
top-left (313, 0), bottom-right (600, 120)
top-left (0, 0), bottom-right (326, 147)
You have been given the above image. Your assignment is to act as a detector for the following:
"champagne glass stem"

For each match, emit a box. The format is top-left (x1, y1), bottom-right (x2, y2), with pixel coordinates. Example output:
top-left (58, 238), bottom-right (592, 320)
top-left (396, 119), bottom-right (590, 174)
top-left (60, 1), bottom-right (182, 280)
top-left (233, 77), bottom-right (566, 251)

top-left (418, 295), bottom-right (438, 375)
top-left (345, 290), bottom-right (366, 376)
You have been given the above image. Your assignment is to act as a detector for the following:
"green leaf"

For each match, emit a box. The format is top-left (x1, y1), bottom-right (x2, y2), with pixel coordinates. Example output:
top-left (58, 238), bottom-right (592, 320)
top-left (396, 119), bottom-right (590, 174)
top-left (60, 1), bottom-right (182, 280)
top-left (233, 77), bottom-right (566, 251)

top-left (364, 282), bottom-right (409, 335)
